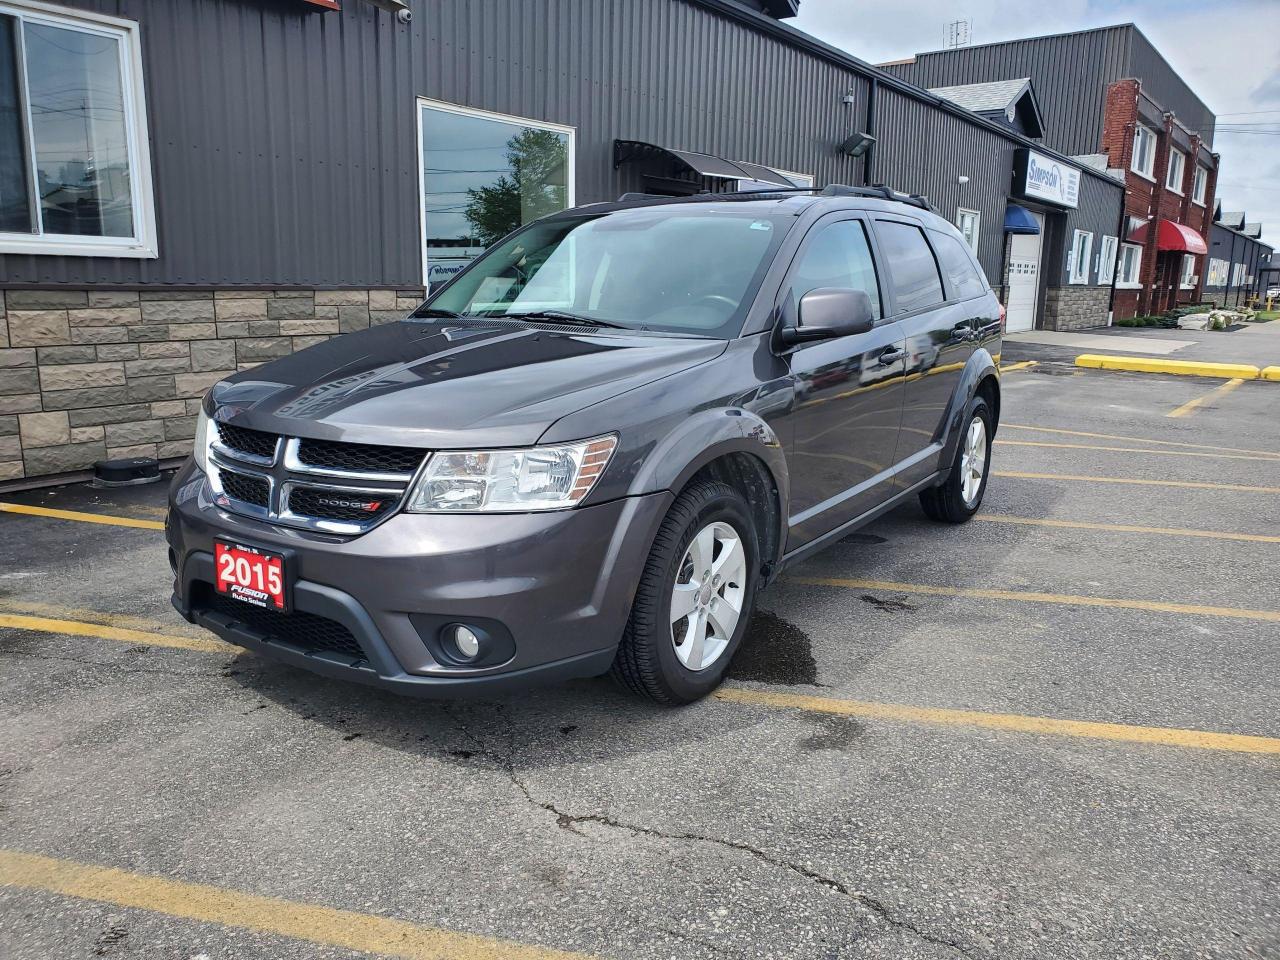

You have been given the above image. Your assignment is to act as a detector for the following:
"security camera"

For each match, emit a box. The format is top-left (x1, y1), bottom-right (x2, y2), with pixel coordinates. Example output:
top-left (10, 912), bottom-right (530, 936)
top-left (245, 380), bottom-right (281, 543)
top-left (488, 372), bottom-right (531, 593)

top-left (397, 7), bottom-right (411, 22)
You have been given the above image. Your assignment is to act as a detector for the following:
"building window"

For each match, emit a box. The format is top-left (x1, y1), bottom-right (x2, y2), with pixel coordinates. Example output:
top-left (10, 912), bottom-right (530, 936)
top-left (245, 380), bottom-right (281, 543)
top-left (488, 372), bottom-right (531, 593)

top-left (1231, 262), bottom-right (1244, 288)
top-left (1097, 235), bottom-right (1118, 285)
top-left (1068, 229), bottom-right (1093, 284)
top-left (418, 98), bottom-right (574, 289)
top-left (1179, 255), bottom-right (1197, 290)
top-left (955, 208), bottom-right (980, 254)
top-left (1192, 166), bottom-right (1208, 206)
top-left (1165, 149), bottom-right (1186, 193)
top-left (1117, 243), bottom-right (1142, 288)
top-left (1131, 125), bottom-right (1156, 179)
top-left (0, 2), bottom-right (156, 258)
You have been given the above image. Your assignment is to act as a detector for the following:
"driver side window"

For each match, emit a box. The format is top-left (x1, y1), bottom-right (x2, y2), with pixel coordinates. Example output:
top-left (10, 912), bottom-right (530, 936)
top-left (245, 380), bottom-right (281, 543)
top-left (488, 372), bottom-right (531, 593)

top-left (790, 220), bottom-right (882, 319)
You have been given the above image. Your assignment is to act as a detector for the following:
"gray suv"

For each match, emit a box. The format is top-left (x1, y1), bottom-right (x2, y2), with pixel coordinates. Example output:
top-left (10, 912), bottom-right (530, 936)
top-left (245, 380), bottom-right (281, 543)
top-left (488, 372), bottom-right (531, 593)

top-left (167, 186), bottom-right (1003, 703)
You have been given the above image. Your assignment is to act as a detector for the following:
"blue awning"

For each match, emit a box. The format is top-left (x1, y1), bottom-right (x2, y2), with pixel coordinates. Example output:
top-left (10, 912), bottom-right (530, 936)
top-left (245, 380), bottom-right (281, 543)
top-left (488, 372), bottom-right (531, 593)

top-left (1004, 204), bottom-right (1040, 235)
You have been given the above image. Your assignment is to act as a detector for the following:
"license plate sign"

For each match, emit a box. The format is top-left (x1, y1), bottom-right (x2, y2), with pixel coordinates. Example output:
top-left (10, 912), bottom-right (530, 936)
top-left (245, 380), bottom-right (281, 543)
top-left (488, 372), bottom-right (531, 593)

top-left (215, 540), bottom-right (287, 611)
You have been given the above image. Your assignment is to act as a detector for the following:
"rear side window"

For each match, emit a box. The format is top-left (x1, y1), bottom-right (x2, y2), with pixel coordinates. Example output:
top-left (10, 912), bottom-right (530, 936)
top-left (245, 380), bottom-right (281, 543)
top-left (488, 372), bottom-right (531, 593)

top-left (931, 232), bottom-right (988, 300)
top-left (874, 220), bottom-right (944, 313)
top-left (788, 219), bottom-right (882, 318)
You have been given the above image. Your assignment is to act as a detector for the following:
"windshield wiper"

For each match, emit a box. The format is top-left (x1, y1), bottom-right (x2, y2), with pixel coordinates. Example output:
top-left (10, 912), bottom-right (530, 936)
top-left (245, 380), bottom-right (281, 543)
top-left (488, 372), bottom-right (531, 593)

top-left (505, 310), bottom-right (633, 331)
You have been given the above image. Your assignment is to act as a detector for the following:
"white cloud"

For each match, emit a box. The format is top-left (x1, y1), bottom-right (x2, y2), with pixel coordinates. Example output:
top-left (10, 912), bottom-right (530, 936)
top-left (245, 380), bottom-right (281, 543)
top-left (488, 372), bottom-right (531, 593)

top-left (792, 0), bottom-right (1280, 247)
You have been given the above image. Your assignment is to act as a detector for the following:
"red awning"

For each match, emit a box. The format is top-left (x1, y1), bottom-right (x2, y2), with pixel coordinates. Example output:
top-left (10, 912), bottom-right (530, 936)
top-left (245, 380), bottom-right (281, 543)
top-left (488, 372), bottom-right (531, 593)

top-left (1127, 219), bottom-right (1208, 255)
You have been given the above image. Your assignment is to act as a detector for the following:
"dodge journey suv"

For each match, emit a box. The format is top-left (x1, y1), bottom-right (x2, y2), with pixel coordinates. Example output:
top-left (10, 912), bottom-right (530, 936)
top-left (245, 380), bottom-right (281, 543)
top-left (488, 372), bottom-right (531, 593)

top-left (167, 185), bottom-right (1003, 703)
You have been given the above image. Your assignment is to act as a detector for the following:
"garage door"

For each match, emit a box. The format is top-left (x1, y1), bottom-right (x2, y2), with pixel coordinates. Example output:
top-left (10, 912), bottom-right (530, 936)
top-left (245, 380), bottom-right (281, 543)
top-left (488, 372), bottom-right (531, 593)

top-left (1005, 211), bottom-right (1044, 333)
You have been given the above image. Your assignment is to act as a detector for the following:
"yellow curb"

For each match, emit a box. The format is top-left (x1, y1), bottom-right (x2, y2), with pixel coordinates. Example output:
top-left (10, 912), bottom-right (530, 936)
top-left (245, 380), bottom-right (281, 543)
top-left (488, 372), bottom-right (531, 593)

top-left (1074, 354), bottom-right (1262, 379)
top-left (1262, 366), bottom-right (1280, 381)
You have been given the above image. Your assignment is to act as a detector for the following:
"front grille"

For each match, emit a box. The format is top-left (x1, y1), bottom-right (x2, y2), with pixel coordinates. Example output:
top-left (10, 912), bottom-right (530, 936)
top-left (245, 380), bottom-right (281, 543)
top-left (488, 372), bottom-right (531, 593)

top-left (296, 437), bottom-right (425, 475)
top-left (200, 586), bottom-right (365, 661)
top-left (215, 422), bottom-right (279, 461)
top-left (219, 470), bottom-right (270, 508)
top-left (288, 487), bottom-right (395, 524)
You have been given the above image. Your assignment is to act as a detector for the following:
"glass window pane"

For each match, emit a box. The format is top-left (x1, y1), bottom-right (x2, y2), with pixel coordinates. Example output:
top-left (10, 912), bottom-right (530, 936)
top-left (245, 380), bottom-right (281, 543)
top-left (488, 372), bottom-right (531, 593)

top-left (421, 105), bottom-right (570, 291)
top-left (23, 21), bottom-right (133, 238)
top-left (0, 14), bottom-right (32, 233)
top-left (790, 220), bottom-right (882, 317)
top-left (933, 233), bottom-right (985, 299)
top-left (875, 221), bottom-right (944, 313)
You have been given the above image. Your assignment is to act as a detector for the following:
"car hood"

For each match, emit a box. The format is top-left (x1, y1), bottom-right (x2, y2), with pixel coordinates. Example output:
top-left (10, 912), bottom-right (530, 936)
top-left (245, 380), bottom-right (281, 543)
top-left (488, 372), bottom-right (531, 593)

top-left (209, 320), bottom-right (726, 448)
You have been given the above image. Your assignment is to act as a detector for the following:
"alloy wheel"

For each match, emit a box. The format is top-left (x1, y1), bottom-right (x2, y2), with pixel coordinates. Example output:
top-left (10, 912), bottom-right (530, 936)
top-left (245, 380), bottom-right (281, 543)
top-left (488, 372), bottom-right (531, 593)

top-left (670, 520), bottom-right (747, 671)
top-left (960, 415), bottom-right (987, 506)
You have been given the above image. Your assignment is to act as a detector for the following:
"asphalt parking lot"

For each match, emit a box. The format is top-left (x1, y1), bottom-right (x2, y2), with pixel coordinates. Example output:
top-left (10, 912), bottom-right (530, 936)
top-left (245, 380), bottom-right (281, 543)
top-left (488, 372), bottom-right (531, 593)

top-left (2, 360), bottom-right (1278, 960)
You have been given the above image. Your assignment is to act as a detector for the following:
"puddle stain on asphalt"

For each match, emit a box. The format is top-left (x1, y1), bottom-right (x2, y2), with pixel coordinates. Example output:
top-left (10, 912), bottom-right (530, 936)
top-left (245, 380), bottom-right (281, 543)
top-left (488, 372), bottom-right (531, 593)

top-left (859, 594), bottom-right (917, 613)
top-left (840, 532), bottom-right (887, 545)
top-left (727, 609), bottom-right (818, 686)
top-left (798, 712), bottom-right (865, 752)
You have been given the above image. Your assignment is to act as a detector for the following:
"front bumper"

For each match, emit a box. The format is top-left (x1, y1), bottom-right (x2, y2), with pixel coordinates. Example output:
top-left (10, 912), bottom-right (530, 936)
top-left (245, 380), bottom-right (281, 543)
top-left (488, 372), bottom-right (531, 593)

top-left (167, 461), bottom-right (671, 697)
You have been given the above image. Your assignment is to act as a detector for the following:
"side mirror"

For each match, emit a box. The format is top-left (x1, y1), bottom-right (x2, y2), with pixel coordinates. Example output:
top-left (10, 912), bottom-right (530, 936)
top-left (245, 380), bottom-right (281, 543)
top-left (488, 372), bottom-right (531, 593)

top-left (780, 288), bottom-right (876, 346)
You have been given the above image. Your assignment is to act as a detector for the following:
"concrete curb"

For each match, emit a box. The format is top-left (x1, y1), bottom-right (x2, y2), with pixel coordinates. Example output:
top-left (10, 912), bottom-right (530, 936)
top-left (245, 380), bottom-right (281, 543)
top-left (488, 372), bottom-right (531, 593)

top-left (1075, 355), bottom-right (1271, 380)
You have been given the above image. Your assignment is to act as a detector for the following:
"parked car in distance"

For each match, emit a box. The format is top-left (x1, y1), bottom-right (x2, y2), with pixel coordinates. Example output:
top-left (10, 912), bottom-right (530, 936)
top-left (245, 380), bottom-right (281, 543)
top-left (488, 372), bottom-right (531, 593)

top-left (167, 185), bottom-right (1004, 704)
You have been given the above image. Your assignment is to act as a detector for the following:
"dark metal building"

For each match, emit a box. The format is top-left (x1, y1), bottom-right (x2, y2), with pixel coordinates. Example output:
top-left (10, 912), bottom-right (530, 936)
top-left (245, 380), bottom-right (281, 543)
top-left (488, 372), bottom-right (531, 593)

top-left (0, 0), bottom-right (1122, 484)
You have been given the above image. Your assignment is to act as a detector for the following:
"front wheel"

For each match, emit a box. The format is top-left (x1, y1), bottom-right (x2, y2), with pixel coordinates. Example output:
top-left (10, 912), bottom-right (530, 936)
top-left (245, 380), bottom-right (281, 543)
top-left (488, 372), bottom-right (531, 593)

top-left (611, 480), bottom-right (759, 704)
top-left (919, 396), bottom-right (993, 523)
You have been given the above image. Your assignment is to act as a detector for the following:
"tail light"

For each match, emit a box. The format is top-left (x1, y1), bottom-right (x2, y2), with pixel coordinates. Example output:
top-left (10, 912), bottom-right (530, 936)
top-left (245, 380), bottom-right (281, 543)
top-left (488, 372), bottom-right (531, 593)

top-left (998, 302), bottom-right (1006, 332)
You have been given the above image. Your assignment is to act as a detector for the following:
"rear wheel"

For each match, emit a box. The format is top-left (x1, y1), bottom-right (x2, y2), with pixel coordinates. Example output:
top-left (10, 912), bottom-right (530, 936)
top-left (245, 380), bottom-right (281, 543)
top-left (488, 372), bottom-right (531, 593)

top-left (920, 396), bottom-right (992, 523)
top-left (611, 480), bottom-right (759, 704)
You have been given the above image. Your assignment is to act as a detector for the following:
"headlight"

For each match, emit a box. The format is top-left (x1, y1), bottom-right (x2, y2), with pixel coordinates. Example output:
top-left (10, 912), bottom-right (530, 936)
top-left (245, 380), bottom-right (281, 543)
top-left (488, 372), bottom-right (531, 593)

top-left (193, 409), bottom-right (213, 473)
top-left (405, 435), bottom-right (617, 513)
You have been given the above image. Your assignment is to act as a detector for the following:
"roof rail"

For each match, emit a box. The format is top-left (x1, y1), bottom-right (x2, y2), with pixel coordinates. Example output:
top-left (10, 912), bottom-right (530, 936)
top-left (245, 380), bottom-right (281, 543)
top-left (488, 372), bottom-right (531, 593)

top-left (611, 184), bottom-right (937, 212)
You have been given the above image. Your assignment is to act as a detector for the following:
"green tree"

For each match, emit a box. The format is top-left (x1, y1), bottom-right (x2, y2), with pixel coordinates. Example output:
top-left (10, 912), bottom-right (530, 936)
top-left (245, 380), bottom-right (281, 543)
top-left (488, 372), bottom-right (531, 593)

top-left (464, 128), bottom-right (567, 246)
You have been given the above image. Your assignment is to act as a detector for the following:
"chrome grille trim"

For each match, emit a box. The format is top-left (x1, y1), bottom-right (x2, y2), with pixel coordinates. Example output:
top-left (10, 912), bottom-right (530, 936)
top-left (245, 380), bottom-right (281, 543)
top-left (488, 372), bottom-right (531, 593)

top-left (206, 433), bottom-right (430, 535)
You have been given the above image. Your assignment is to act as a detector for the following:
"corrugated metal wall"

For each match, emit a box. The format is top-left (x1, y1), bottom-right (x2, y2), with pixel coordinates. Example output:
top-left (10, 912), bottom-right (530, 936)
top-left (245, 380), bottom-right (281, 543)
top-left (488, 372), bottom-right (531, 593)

top-left (1, 0), bottom-right (1120, 292)
top-left (882, 27), bottom-right (1131, 157)
top-left (883, 24), bottom-right (1215, 156)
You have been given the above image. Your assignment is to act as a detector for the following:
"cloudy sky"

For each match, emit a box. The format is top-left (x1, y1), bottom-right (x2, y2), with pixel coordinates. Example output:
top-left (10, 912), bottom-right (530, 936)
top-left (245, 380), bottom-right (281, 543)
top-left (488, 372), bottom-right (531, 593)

top-left (791, 0), bottom-right (1280, 246)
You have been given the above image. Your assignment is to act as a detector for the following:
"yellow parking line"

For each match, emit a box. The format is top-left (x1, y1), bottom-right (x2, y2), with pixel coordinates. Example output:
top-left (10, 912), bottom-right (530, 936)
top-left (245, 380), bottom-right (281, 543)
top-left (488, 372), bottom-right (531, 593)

top-left (787, 576), bottom-right (1280, 623)
top-left (995, 439), bottom-right (1278, 463)
top-left (999, 360), bottom-right (1038, 373)
top-left (993, 470), bottom-right (1280, 495)
top-left (0, 613), bottom-right (226, 654)
top-left (1166, 378), bottom-right (1246, 419)
top-left (1000, 423), bottom-right (1280, 458)
top-left (0, 599), bottom-right (209, 640)
top-left (975, 514), bottom-right (1280, 544)
top-left (0, 849), bottom-right (592, 960)
top-left (0, 501), bottom-right (165, 530)
top-left (715, 688), bottom-right (1280, 755)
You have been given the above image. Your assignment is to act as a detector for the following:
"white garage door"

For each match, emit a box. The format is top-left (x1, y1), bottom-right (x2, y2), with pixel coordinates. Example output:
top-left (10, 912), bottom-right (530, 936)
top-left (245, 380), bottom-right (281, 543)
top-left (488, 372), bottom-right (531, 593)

top-left (1005, 211), bottom-right (1044, 333)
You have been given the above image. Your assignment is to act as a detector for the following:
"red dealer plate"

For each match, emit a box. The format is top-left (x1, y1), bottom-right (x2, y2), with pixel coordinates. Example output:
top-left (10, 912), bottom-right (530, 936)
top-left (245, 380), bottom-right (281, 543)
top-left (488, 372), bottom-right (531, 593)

top-left (215, 540), bottom-right (288, 612)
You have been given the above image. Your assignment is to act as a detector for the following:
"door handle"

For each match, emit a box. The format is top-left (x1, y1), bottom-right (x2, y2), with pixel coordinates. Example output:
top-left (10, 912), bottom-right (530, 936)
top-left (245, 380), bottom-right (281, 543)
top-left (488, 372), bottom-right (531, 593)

top-left (953, 324), bottom-right (976, 341)
top-left (877, 348), bottom-right (906, 366)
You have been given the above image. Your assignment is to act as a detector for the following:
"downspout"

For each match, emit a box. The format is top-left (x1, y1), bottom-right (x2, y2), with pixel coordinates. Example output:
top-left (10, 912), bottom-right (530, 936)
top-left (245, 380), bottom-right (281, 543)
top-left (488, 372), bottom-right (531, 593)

top-left (862, 77), bottom-right (877, 186)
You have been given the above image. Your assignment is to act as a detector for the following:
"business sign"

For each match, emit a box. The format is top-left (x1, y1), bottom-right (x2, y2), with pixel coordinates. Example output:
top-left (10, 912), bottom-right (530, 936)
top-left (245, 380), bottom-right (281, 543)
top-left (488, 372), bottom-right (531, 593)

top-left (1013, 148), bottom-right (1080, 209)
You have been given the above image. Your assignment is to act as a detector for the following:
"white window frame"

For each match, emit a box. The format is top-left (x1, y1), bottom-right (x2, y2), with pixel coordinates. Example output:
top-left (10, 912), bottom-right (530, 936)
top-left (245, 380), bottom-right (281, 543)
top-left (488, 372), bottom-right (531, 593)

top-left (1116, 243), bottom-right (1143, 289)
top-left (955, 208), bottom-right (980, 255)
top-left (416, 97), bottom-right (576, 288)
top-left (1097, 235), bottom-right (1118, 285)
top-left (1068, 229), bottom-right (1093, 285)
top-left (1165, 149), bottom-right (1186, 194)
top-left (1191, 166), bottom-right (1207, 206)
top-left (1131, 125), bottom-right (1156, 181)
top-left (1179, 255), bottom-right (1196, 290)
top-left (0, 0), bottom-right (157, 258)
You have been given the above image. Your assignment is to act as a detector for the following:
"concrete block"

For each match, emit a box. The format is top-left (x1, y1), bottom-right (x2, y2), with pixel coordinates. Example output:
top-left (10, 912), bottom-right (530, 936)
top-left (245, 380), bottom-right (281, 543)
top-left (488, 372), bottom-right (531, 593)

top-left (338, 306), bottom-right (370, 332)
top-left (0, 415), bottom-right (16, 436)
top-left (38, 362), bottom-right (126, 392)
top-left (125, 356), bottom-right (192, 378)
top-left (0, 435), bottom-right (20, 460)
top-left (67, 307), bottom-right (143, 327)
top-left (126, 376), bottom-right (178, 402)
top-left (175, 370), bottom-right (234, 396)
top-left (315, 290), bottom-right (369, 306)
top-left (0, 395), bottom-right (42, 414)
top-left (214, 298), bottom-right (269, 320)
top-left (107, 442), bottom-right (158, 460)
top-left (68, 404), bottom-right (152, 427)
top-left (71, 326), bottom-right (129, 344)
top-left (163, 415), bottom-right (198, 440)
top-left (6, 290), bottom-right (88, 309)
top-left (70, 425), bottom-right (104, 443)
top-left (0, 348), bottom-right (36, 368)
top-left (235, 337), bottom-right (292, 362)
top-left (126, 325), bottom-right (169, 342)
top-left (140, 300), bottom-right (216, 323)
top-left (105, 419), bottom-right (165, 446)
top-left (36, 345), bottom-right (97, 365)
top-left (19, 411), bottom-right (70, 448)
top-left (291, 336), bottom-right (331, 351)
top-left (8, 310), bottom-right (70, 346)
top-left (139, 342), bottom-right (190, 359)
top-left (165, 323), bottom-right (217, 341)
top-left (158, 439), bottom-right (195, 458)
top-left (87, 291), bottom-right (140, 307)
top-left (0, 369), bottom-right (40, 396)
top-left (0, 459), bottom-right (22, 481)
top-left (149, 400), bottom-right (188, 419)
top-left (96, 343), bottom-right (141, 361)
top-left (279, 317), bottom-right (339, 336)
top-left (267, 297), bottom-right (315, 320)
top-left (40, 386), bottom-right (130, 411)
top-left (369, 290), bottom-right (398, 310)
top-left (247, 320), bottom-right (281, 337)
top-left (215, 290), bottom-right (274, 299)
top-left (23, 440), bottom-right (105, 474)
top-left (190, 340), bottom-right (236, 372)
top-left (370, 310), bottom-right (405, 326)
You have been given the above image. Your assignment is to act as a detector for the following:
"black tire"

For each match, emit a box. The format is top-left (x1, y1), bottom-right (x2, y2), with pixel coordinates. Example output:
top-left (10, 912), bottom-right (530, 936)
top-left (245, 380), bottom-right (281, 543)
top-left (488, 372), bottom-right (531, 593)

top-left (611, 479), bottom-right (760, 704)
top-left (919, 395), bottom-right (993, 524)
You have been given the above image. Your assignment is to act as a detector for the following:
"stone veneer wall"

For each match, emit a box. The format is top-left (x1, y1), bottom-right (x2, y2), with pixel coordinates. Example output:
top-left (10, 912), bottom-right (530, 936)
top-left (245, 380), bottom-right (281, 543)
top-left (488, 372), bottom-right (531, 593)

top-left (0, 288), bottom-right (423, 483)
top-left (1041, 285), bottom-right (1112, 331)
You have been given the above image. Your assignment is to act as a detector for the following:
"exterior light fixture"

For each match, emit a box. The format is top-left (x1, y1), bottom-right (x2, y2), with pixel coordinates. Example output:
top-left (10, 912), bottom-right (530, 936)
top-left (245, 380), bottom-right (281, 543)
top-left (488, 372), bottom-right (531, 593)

top-left (839, 132), bottom-right (877, 157)
top-left (957, 175), bottom-right (970, 185)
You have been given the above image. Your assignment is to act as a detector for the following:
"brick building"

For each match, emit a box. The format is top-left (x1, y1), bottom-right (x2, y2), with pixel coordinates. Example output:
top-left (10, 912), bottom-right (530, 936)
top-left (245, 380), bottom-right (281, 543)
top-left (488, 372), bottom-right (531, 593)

top-left (883, 23), bottom-right (1220, 323)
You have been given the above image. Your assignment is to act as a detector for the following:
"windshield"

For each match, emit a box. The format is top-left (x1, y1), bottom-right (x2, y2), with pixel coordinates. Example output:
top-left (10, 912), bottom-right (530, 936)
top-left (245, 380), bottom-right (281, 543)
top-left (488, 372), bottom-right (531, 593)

top-left (421, 207), bottom-right (792, 338)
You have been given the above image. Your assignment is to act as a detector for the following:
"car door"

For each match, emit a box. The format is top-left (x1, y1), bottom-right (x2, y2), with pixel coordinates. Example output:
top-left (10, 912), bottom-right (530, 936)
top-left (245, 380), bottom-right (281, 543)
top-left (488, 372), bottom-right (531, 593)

top-left (782, 215), bottom-right (907, 549)
top-left (871, 218), bottom-right (971, 489)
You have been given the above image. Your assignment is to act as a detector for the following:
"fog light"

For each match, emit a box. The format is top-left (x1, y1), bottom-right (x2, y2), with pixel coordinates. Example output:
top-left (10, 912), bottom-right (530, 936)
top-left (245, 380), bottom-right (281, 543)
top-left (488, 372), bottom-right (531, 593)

top-left (450, 624), bottom-right (481, 660)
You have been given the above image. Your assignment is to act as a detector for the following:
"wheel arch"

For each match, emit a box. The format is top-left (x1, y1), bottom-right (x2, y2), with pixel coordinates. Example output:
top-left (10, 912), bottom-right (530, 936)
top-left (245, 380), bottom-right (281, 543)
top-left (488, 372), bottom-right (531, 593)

top-left (939, 348), bottom-right (1001, 470)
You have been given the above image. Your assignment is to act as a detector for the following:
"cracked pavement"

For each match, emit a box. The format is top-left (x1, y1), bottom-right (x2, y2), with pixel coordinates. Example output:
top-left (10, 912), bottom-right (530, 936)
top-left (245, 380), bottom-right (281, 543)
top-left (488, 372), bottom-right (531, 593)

top-left (2, 365), bottom-right (1279, 958)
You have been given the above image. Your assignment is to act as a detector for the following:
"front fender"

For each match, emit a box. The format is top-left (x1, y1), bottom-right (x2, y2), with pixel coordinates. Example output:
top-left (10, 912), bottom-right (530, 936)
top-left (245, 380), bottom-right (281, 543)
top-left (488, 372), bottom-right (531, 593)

top-left (938, 347), bottom-right (1000, 470)
top-left (627, 407), bottom-right (789, 508)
